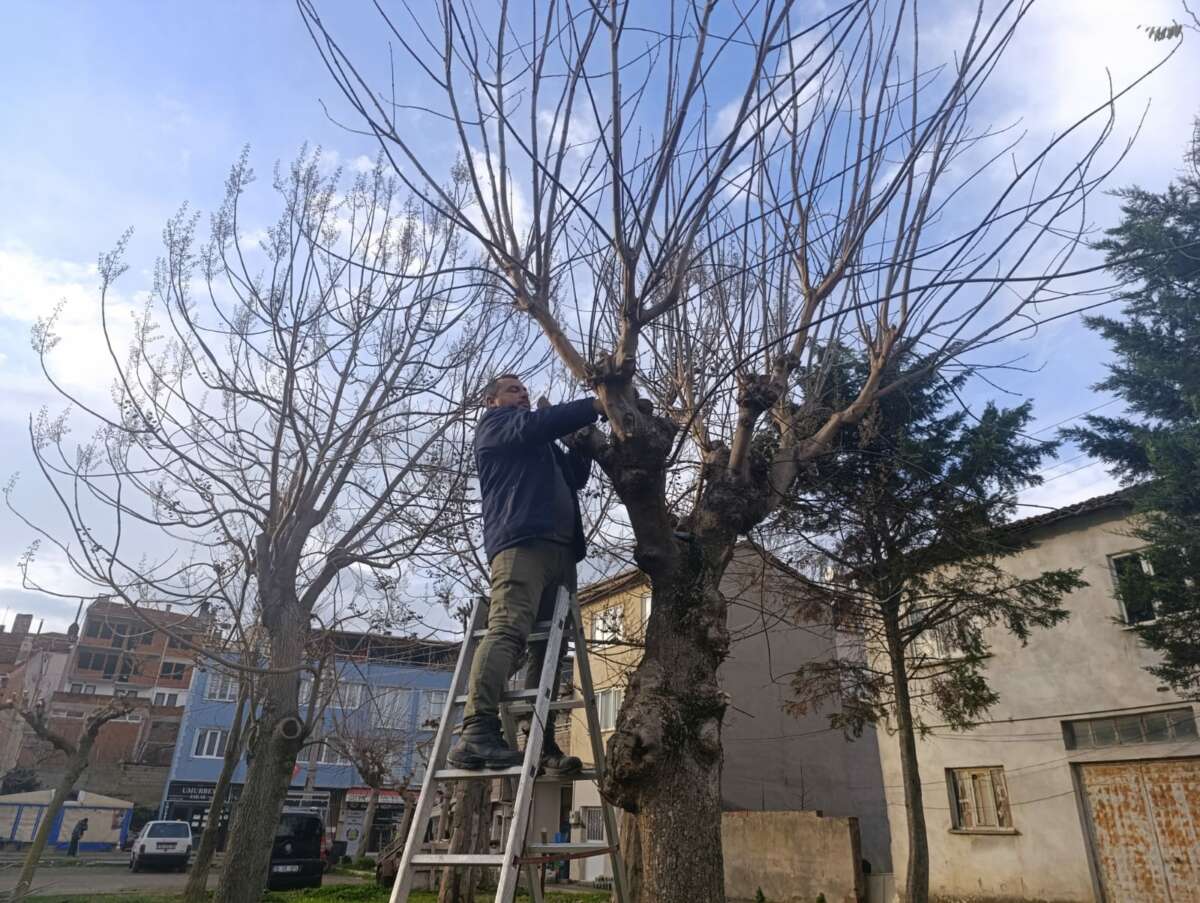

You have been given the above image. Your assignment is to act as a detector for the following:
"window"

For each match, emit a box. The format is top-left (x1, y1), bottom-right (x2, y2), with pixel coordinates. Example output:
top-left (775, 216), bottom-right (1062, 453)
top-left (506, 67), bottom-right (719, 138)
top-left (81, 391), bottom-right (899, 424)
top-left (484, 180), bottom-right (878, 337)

top-left (948, 767), bottom-right (1013, 832)
top-left (154, 692), bottom-right (179, 707)
top-left (1111, 551), bottom-right (1157, 624)
top-left (592, 606), bottom-right (624, 644)
top-left (205, 671), bottom-right (239, 702)
top-left (582, 806), bottom-right (605, 842)
top-left (1064, 708), bottom-right (1196, 749)
top-left (52, 708), bottom-right (86, 719)
top-left (193, 728), bottom-right (228, 758)
top-left (69, 683), bottom-right (83, 694)
top-left (372, 687), bottom-right (413, 728)
top-left (82, 685), bottom-right (96, 694)
top-left (160, 661), bottom-right (187, 681)
top-left (420, 690), bottom-right (448, 727)
top-left (641, 593), bottom-right (652, 626)
top-left (308, 739), bottom-right (351, 766)
top-left (84, 621), bottom-right (100, 638)
top-left (334, 681), bottom-right (366, 709)
top-left (114, 688), bottom-right (140, 698)
top-left (597, 687), bottom-right (624, 732)
top-left (168, 633), bottom-right (192, 649)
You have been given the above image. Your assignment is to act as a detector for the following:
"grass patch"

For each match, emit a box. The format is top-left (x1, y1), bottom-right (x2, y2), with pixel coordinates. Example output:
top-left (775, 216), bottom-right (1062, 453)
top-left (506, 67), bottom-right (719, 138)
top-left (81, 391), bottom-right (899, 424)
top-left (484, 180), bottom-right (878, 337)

top-left (28, 885), bottom-right (611, 903)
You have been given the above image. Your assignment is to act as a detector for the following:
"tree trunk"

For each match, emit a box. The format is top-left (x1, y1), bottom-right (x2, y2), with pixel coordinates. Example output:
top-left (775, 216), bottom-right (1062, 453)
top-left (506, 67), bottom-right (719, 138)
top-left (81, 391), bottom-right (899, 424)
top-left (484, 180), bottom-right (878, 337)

top-left (214, 599), bottom-right (307, 903)
top-left (618, 809), bottom-right (643, 903)
top-left (885, 611), bottom-right (929, 903)
top-left (11, 737), bottom-right (94, 902)
top-left (359, 785), bottom-right (380, 861)
top-left (437, 780), bottom-right (488, 903)
top-left (601, 555), bottom-right (731, 903)
top-left (185, 687), bottom-right (249, 903)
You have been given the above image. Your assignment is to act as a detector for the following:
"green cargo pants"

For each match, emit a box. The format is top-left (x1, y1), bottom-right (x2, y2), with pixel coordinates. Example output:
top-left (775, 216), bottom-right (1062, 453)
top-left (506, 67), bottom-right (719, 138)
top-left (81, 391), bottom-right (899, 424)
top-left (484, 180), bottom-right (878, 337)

top-left (463, 539), bottom-right (576, 721)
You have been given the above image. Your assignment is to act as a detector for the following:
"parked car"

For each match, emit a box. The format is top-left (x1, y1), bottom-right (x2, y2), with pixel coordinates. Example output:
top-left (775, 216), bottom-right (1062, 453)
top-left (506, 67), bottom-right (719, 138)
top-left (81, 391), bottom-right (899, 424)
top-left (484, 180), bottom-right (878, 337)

top-left (128, 821), bottom-right (193, 872)
top-left (268, 810), bottom-right (325, 890)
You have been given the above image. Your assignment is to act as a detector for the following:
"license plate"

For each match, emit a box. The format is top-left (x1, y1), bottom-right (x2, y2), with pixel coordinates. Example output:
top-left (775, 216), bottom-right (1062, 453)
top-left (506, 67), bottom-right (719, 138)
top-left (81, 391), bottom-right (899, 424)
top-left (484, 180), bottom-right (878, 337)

top-left (273, 865), bottom-right (301, 873)
top-left (156, 843), bottom-right (174, 850)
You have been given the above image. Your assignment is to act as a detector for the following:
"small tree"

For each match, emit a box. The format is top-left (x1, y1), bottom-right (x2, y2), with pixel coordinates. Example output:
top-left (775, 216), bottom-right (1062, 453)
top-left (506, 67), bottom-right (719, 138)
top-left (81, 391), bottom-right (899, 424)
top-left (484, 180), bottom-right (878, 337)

top-left (1067, 122), bottom-right (1200, 693)
top-left (0, 696), bottom-right (133, 902)
top-left (775, 360), bottom-right (1085, 903)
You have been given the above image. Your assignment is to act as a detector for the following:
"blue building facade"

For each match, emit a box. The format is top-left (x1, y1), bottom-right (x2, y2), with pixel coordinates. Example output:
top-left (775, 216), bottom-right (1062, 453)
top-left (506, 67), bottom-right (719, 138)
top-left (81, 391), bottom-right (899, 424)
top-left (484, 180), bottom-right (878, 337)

top-left (159, 635), bottom-right (454, 855)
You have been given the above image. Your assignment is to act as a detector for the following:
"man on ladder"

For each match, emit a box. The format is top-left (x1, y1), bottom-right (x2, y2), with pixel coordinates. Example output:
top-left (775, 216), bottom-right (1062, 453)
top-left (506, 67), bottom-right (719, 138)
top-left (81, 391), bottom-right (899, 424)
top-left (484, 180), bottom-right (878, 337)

top-left (448, 373), bottom-right (603, 775)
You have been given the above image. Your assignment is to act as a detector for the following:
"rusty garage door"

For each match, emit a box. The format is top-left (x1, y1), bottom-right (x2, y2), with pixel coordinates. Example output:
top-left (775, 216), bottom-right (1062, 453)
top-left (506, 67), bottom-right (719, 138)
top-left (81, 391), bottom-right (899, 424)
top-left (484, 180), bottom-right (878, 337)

top-left (1079, 758), bottom-right (1200, 902)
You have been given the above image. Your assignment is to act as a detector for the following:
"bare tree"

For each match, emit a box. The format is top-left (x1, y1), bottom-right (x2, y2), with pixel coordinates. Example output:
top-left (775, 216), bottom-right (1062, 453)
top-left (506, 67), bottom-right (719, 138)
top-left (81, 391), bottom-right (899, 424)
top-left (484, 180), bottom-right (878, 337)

top-left (6, 149), bottom-right (531, 903)
top-left (298, 2), bottom-right (1172, 897)
top-left (0, 696), bottom-right (134, 902)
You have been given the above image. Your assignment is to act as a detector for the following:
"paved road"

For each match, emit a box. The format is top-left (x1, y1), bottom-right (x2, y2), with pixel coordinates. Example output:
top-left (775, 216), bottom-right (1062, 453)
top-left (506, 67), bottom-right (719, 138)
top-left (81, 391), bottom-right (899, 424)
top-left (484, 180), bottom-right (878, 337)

top-left (0, 864), bottom-right (369, 897)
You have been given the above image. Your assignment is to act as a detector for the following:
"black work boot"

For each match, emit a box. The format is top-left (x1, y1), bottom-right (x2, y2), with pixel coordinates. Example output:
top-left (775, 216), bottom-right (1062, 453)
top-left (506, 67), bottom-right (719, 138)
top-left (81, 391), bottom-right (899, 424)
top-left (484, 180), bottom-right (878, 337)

top-left (538, 735), bottom-right (582, 776)
top-left (448, 715), bottom-right (524, 769)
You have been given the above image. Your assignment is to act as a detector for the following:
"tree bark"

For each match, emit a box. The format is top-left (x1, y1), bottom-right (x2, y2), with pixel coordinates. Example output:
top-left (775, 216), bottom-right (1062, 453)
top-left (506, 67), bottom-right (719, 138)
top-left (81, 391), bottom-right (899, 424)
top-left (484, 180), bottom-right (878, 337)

top-left (185, 687), bottom-right (249, 903)
top-left (359, 785), bottom-right (380, 861)
top-left (618, 809), bottom-right (643, 903)
top-left (11, 735), bottom-right (95, 902)
top-left (885, 610), bottom-right (929, 903)
top-left (214, 598), bottom-right (307, 903)
top-left (601, 552), bottom-right (731, 903)
top-left (437, 779), bottom-right (488, 903)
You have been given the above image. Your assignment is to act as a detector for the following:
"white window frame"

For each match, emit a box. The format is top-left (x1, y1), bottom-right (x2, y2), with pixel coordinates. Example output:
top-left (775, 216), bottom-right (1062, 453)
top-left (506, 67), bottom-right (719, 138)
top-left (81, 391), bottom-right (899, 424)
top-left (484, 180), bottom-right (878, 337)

top-left (641, 593), bottom-right (652, 626)
top-left (154, 691), bottom-right (180, 707)
top-left (1109, 550), bottom-right (1158, 625)
top-left (593, 606), bottom-right (624, 644)
top-left (205, 671), bottom-right (239, 702)
top-left (160, 660), bottom-right (187, 681)
top-left (948, 766), bottom-right (1013, 832)
top-left (309, 738), bottom-right (352, 767)
top-left (371, 686), bottom-right (413, 729)
top-left (597, 687), bottom-right (624, 732)
top-left (582, 806), bottom-right (605, 842)
top-left (193, 728), bottom-right (228, 759)
top-left (334, 681), bottom-right (366, 709)
top-left (420, 689), bottom-right (448, 727)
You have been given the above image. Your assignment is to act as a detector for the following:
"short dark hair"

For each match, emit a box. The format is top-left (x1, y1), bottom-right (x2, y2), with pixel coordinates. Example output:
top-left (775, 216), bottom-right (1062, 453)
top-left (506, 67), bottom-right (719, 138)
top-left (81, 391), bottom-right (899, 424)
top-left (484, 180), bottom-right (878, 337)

top-left (483, 373), bottom-right (522, 403)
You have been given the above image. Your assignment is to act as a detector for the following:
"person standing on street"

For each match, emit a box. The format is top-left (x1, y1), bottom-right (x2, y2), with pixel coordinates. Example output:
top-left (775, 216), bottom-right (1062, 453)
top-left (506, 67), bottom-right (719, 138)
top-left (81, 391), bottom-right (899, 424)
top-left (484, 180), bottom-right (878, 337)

top-left (448, 374), bottom-right (603, 773)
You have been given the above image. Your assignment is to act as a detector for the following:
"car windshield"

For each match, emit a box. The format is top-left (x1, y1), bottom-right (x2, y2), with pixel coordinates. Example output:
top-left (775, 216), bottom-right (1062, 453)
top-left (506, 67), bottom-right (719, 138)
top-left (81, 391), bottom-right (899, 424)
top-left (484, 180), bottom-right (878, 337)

top-left (275, 814), bottom-right (322, 839)
top-left (147, 823), bottom-right (190, 838)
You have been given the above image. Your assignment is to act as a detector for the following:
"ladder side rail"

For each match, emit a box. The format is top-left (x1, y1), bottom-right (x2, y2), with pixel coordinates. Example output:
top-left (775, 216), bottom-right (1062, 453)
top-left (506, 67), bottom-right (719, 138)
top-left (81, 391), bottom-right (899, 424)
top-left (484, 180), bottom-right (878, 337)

top-left (389, 597), bottom-right (489, 903)
top-left (493, 587), bottom-right (572, 901)
top-left (570, 597), bottom-right (631, 903)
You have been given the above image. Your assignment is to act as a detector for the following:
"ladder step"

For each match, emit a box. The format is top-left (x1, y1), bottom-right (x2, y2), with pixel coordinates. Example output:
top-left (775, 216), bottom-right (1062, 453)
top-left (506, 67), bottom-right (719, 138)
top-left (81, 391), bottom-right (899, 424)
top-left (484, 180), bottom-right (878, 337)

top-left (411, 853), bottom-right (507, 867)
top-left (432, 766), bottom-right (599, 782)
top-left (472, 620), bottom-right (554, 640)
top-left (453, 688), bottom-right (540, 705)
top-left (505, 698), bottom-right (586, 714)
top-left (524, 842), bottom-right (613, 857)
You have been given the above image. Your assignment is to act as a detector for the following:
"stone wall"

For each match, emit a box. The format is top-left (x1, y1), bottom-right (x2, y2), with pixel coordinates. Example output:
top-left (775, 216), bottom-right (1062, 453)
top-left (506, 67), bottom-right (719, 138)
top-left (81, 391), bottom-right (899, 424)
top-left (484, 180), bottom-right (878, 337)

top-left (723, 810), bottom-right (864, 903)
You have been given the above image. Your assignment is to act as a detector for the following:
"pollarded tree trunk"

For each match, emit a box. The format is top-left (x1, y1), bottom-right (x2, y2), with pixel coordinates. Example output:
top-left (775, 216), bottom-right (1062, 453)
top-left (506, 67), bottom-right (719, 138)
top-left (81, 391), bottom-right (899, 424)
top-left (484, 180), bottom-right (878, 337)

top-left (214, 596), bottom-right (308, 903)
top-left (359, 785), bottom-right (380, 861)
top-left (884, 609), bottom-right (929, 903)
top-left (602, 547), bottom-right (733, 903)
top-left (10, 736), bottom-right (95, 902)
top-left (185, 687), bottom-right (249, 903)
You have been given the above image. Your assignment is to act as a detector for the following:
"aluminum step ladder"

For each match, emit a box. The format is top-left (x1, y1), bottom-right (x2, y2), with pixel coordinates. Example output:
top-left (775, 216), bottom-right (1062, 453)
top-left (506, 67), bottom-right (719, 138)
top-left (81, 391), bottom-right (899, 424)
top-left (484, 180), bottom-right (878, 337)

top-left (388, 587), bottom-right (629, 903)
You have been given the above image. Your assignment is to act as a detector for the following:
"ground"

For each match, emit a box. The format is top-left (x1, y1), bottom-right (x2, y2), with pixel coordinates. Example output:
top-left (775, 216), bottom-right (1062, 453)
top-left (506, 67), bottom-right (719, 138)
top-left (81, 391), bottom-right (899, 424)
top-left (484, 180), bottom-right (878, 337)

top-left (0, 864), bottom-right (611, 902)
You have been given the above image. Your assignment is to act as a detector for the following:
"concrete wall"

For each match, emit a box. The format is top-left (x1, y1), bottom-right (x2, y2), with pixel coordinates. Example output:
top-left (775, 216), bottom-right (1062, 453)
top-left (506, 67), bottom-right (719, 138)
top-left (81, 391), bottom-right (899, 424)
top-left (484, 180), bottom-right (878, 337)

top-left (722, 810), bottom-right (864, 903)
top-left (877, 506), bottom-right (1200, 902)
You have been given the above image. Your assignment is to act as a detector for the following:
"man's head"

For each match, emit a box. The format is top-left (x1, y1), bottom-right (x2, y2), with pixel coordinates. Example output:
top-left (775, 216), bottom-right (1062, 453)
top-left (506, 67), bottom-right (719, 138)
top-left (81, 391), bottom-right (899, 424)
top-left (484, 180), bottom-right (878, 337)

top-left (484, 373), bottom-right (530, 410)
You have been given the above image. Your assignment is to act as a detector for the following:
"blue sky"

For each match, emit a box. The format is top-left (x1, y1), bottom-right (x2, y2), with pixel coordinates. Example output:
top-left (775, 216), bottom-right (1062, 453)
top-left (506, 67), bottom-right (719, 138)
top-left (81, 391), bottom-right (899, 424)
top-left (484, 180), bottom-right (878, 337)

top-left (1, 1), bottom-right (1197, 632)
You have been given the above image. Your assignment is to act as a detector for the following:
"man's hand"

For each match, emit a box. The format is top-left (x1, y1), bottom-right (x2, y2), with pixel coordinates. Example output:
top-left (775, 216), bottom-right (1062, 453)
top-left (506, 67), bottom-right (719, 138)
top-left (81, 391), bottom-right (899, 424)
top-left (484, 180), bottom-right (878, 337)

top-left (536, 396), bottom-right (552, 411)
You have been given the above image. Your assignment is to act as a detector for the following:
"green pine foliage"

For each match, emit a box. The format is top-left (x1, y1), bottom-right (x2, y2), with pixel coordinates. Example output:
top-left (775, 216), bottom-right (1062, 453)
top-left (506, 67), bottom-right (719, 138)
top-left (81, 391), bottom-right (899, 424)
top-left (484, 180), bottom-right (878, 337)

top-left (778, 357), bottom-right (1086, 733)
top-left (1067, 125), bottom-right (1200, 693)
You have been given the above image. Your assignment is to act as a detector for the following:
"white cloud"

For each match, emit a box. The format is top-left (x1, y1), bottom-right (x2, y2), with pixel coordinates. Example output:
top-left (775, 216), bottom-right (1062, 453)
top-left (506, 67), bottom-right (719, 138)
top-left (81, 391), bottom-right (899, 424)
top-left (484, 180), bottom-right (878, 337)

top-left (352, 154), bottom-right (375, 174)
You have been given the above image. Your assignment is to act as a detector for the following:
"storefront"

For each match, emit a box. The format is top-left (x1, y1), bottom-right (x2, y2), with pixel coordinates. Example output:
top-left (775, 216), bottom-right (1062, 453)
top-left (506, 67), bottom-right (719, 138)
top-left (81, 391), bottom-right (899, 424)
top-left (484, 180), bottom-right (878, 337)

top-left (162, 781), bottom-right (333, 846)
top-left (337, 787), bottom-right (409, 858)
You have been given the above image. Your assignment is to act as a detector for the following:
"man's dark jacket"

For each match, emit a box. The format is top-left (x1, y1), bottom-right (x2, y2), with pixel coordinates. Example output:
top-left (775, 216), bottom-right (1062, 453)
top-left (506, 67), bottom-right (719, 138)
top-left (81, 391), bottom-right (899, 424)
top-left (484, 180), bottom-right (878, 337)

top-left (474, 399), bottom-right (599, 563)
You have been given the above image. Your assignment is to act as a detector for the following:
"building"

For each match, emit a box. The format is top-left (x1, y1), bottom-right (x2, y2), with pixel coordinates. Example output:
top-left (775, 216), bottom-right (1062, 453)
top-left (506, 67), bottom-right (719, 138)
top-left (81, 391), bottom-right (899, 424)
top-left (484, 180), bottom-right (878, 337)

top-left (161, 630), bottom-right (455, 858)
top-left (0, 614), bottom-right (74, 774)
top-left (558, 544), bottom-right (893, 883)
top-left (11, 598), bottom-right (213, 808)
top-left (878, 491), bottom-right (1200, 903)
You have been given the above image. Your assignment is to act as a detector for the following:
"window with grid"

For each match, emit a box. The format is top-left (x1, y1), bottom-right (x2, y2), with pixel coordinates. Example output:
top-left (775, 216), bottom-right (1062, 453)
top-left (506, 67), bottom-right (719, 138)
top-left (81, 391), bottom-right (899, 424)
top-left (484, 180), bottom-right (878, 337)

top-left (1064, 708), bottom-right (1196, 749)
top-left (372, 687), bottom-right (413, 728)
top-left (160, 661), bottom-right (187, 680)
top-left (592, 606), bottom-right (624, 643)
top-left (205, 671), bottom-right (239, 702)
top-left (420, 690), bottom-right (448, 727)
top-left (154, 692), bottom-right (179, 707)
top-left (194, 728), bottom-right (228, 758)
top-left (308, 739), bottom-right (351, 766)
top-left (582, 806), bottom-right (605, 842)
top-left (948, 767), bottom-right (1012, 831)
top-left (597, 687), bottom-right (624, 732)
top-left (335, 681), bottom-right (366, 709)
